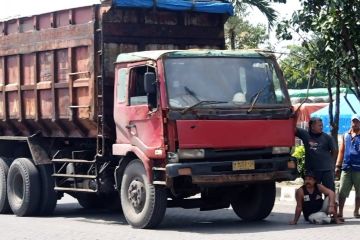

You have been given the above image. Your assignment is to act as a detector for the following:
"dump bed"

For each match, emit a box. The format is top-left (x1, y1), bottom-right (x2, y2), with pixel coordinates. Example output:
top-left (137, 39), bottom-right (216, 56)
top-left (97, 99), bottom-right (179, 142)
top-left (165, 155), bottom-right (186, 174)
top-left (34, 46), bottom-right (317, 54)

top-left (0, 1), bottom-right (229, 138)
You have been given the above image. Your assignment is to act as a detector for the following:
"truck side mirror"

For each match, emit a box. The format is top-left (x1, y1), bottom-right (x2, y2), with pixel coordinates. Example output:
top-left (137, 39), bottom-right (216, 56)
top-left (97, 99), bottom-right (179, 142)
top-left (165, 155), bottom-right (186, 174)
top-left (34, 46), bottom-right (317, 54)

top-left (144, 72), bottom-right (156, 95)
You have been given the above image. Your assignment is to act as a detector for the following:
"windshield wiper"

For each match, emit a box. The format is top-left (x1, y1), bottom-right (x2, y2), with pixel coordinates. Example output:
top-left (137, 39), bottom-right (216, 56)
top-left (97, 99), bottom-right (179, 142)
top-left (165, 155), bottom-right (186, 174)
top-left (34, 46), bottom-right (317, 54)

top-left (181, 100), bottom-right (228, 114)
top-left (184, 86), bottom-right (200, 102)
top-left (247, 87), bottom-right (266, 113)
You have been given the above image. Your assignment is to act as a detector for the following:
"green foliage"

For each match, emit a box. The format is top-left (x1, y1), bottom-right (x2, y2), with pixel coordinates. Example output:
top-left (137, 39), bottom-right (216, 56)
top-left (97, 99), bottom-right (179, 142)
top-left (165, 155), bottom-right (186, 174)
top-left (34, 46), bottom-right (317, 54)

top-left (292, 145), bottom-right (305, 177)
top-left (226, 1), bottom-right (287, 50)
top-left (277, 0), bottom-right (360, 99)
top-left (277, 0), bottom-right (360, 139)
top-left (279, 41), bottom-right (349, 89)
top-left (225, 16), bottom-right (267, 50)
top-left (280, 45), bottom-right (317, 89)
top-left (231, 0), bottom-right (286, 27)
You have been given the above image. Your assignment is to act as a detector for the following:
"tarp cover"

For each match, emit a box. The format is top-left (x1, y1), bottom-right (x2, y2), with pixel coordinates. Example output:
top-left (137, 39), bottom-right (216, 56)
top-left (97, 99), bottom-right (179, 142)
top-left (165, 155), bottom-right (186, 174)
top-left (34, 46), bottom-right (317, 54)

top-left (113, 0), bottom-right (234, 15)
top-left (311, 94), bottom-right (360, 134)
top-left (293, 103), bottom-right (328, 123)
top-left (288, 88), bottom-right (347, 98)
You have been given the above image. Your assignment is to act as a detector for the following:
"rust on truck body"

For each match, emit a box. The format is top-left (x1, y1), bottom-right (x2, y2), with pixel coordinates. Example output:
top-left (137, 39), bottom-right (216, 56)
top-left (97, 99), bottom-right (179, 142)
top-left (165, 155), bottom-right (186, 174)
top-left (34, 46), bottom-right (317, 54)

top-left (0, 6), bottom-right (97, 138)
top-left (0, 5), bottom-right (226, 138)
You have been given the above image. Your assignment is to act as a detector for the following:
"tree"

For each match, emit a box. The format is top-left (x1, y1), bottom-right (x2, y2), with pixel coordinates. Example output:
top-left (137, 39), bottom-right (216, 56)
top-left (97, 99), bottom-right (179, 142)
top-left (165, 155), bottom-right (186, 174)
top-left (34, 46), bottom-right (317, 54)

top-left (277, 0), bottom-right (360, 100)
top-left (277, 0), bottom-right (360, 142)
top-left (225, 0), bottom-right (287, 50)
top-left (225, 16), bottom-right (267, 50)
top-left (231, 0), bottom-right (287, 27)
top-left (280, 45), bottom-right (319, 89)
top-left (280, 38), bottom-right (349, 90)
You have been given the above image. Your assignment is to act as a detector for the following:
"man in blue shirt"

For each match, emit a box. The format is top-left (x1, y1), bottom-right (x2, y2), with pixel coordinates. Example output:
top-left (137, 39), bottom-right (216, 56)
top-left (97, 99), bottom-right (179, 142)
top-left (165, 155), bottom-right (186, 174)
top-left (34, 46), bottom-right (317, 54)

top-left (336, 114), bottom-right (360, 218)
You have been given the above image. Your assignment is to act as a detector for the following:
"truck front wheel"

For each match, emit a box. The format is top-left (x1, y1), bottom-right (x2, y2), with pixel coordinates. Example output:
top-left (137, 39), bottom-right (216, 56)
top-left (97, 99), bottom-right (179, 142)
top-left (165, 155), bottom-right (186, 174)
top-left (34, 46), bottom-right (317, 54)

top-left (120, 159), bottom-right (167, 229)
top-left (231, 182), bottom-right (275, 221)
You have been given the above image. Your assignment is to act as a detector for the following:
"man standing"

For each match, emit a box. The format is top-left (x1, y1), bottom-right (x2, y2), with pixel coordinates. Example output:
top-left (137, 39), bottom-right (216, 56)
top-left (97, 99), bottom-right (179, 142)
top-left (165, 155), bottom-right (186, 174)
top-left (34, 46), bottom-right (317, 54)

top-left (289, 171), bottom-right (342, 224)
top-left (296, 117), bottom-right (338, 191)
top-left (336, 114), bottom-right (360, 218)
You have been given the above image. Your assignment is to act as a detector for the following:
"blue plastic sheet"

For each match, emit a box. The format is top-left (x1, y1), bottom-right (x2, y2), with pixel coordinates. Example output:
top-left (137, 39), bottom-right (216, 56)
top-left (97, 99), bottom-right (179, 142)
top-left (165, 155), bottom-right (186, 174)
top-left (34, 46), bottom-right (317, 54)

top-left (114, 0), bottom-right (153, 8)
top-left (113, 0), bottom-right (234, 15)
top-left (311, 94), bottom-right (360, 134)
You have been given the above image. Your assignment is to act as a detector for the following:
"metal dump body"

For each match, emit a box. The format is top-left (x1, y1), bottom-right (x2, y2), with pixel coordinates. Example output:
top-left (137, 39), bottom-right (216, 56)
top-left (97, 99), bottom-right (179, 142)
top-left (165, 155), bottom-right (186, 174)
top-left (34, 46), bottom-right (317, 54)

top-left (0, 2), bottom-right (227, 138)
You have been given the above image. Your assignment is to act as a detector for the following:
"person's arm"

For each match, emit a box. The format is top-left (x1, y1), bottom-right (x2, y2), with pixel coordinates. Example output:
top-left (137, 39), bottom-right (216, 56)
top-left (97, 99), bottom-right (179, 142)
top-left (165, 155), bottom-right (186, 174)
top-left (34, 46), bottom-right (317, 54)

top-left (329, 135), bottom-right (338, 161)
top-left (317, 184), bottom-right (336, 215)
top-left (295, 127), bottom-right (306, 140)
top-left (335, 135), bottom-right (345, 179)
top-left (289, 188), bottom-right (303, 225)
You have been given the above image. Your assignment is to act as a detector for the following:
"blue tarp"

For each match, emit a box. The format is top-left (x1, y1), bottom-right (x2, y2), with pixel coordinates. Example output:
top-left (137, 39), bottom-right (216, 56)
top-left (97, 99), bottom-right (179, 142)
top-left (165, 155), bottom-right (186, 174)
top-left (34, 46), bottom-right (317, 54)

top-left (113, 0), bottom-right (234, 15)
top-left (311, 94), bottom-right (360, 134)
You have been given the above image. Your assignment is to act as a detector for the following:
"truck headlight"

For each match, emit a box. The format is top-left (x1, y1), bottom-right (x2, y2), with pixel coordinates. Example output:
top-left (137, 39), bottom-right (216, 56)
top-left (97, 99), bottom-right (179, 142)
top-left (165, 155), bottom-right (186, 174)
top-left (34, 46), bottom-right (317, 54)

top-left (178, 149), bottom-right (205, 159)
top-left (272, 147), bottom-right (291, 154)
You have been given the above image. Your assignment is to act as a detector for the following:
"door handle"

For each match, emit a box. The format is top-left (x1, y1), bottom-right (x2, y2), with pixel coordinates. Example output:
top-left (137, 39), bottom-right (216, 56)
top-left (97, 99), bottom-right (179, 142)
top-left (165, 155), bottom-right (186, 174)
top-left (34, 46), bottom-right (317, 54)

top-left (125, 124), bottom-right (136, 129)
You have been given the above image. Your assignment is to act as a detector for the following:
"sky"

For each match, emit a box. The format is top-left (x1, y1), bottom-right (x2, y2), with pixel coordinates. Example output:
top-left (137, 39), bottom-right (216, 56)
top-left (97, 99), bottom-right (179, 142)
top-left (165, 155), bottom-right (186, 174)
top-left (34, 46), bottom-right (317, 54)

top-left (246, 1), bottom-right (302, 50)
top-left (0, 0), bottom-right (100, 20)
top-left (0, 0), bottom-right (301, 49)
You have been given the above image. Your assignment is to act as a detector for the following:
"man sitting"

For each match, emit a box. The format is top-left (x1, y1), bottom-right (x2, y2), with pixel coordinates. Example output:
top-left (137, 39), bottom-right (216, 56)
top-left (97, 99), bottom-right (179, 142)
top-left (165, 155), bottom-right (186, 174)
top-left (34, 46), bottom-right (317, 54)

top-left (289, 171), bottom-right (343, 225)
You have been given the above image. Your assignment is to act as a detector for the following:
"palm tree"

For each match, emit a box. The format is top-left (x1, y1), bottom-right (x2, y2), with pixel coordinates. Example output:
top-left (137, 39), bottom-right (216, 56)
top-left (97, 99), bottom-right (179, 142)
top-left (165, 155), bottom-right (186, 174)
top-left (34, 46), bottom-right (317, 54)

top-left (231, 0), bottom-right (280, 27)
top-left (227, 0), bottom-right (285, 50)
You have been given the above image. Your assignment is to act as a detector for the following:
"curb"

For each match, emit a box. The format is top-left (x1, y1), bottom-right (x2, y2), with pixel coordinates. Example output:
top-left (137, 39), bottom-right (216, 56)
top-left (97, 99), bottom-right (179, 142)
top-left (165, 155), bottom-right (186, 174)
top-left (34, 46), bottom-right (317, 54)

top-left (276, 184), bottom-right (356, 206)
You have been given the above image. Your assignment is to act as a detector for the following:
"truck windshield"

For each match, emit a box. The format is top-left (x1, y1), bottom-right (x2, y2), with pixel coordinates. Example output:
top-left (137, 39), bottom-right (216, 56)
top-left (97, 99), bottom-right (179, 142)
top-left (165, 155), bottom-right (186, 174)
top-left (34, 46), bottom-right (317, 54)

top-left (164, 57), bottom-right (289, 109)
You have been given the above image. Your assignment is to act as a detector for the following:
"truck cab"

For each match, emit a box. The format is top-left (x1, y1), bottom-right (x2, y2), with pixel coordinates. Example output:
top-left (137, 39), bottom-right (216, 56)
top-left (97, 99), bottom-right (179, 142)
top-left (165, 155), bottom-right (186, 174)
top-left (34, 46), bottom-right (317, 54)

top-left (113, 49), bottom-right (298, 228)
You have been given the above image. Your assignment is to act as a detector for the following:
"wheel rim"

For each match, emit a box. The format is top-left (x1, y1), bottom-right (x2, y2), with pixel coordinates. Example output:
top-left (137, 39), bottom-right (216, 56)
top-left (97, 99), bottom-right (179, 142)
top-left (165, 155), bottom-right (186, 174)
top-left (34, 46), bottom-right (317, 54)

top-left (12, 171), bottom-right (24, 205)
top-left (127, 178), bottom-right (146, 213)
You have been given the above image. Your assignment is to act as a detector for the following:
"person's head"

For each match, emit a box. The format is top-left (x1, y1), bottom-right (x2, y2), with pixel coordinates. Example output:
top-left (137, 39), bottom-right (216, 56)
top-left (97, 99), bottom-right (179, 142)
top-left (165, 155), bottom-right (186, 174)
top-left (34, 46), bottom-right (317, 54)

top-left (309, 117), bottom-right (323, 134)
top-left (304, 171), bottom-right (317, 187)
top-left (351, 114), bottom-right (360, 132)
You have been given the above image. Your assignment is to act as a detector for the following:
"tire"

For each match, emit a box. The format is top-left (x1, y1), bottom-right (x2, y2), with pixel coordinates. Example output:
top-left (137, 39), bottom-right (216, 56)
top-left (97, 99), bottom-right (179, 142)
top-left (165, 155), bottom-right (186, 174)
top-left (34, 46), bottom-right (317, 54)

top-left (120, 159), bottom-right (167, 229)
top-left (37, 164), bottom-right (57, 215)
top-left (231, 182), bottom-right (275, 221)
top-left (7, 158), bottom-right (41, 216)
top-left (0, 157), bottom-right (12, 214)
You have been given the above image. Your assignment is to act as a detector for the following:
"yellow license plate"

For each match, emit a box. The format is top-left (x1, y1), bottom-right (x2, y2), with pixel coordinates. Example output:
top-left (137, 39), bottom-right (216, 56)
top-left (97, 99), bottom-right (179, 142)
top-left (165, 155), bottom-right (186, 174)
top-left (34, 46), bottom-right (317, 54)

top-left (232, 160), bottom-right (255, 171)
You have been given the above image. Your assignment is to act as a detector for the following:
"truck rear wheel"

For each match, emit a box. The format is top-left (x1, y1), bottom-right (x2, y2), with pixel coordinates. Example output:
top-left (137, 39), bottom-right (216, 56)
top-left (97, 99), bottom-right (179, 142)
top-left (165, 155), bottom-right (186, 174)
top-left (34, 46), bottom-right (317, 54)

top-left (7, 158), bottom-right (41, 216)
top-left (120, 159), bottom-right (167, 229)
top-left (0, 157), bottom-right (12, 214)
top-left (37, 165), bottom-right (57, 215)
top-left (231, 182), bottom-right (275, 221)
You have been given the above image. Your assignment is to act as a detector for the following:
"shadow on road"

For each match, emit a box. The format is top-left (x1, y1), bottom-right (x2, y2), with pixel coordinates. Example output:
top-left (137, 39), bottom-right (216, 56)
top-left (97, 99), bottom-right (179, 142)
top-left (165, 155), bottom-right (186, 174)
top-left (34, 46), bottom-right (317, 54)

top-left (53, 202), bottom-right (127, 225)
top-left (158, 208), bottom-right (357, 234)
top-left (50, 201), bottom-right (357, 234)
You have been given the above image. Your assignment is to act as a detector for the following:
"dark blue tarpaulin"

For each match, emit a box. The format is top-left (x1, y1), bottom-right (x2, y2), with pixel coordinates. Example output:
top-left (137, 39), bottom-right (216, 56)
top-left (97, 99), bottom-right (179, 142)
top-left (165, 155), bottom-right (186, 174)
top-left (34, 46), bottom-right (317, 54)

top-left (113, 0), bottom-right (234, 15)
top-left (311, 94), bottom-right (360, 134)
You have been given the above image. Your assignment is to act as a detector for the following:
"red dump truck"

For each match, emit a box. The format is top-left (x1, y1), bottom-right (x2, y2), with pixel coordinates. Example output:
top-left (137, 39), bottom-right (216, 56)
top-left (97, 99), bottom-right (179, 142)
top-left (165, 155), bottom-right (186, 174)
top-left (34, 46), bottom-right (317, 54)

top-left (0, 0), bottom-right (297, 229)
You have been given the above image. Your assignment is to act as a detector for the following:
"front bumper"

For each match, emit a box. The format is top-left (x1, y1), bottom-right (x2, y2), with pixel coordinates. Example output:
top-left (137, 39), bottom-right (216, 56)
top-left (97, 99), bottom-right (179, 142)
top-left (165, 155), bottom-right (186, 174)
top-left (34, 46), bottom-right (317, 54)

top-left (166, 156), bottom-right (298, 185)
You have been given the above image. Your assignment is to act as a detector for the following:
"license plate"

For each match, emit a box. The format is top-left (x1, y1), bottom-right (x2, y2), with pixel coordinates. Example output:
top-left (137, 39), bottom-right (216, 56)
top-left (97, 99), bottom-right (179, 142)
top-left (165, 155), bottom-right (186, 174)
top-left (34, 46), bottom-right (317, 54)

top-left (232, 160), bottom-right (255, 171)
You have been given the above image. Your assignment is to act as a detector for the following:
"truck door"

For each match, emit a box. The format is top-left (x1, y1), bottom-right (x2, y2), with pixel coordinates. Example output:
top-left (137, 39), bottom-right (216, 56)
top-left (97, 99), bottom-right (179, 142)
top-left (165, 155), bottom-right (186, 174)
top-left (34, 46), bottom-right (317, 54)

top-left (114, 64), bottom-right (165, 159)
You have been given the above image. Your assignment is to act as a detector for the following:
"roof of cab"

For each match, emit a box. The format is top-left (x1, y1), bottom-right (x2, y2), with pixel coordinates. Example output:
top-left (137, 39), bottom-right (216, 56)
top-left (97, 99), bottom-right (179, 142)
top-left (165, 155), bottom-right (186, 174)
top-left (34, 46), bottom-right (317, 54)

top-left (115, 49), bottom-right (274, 64)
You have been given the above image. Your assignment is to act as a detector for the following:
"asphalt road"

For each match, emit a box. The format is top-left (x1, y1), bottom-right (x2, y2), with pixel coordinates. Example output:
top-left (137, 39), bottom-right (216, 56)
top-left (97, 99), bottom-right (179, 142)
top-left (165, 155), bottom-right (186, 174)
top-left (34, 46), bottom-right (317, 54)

top-left (0, 194), bottom-right (359, 240)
